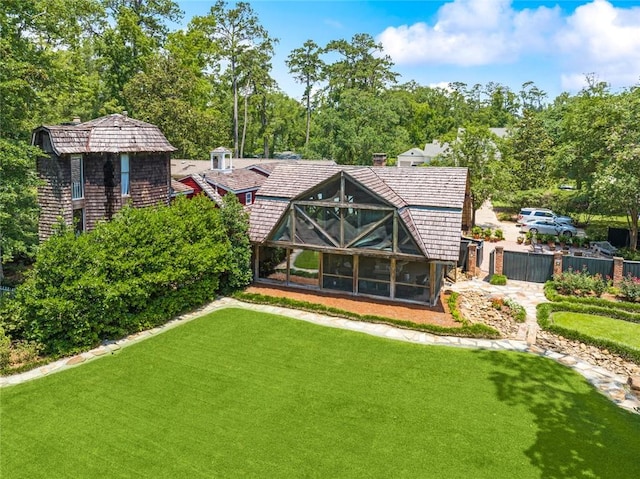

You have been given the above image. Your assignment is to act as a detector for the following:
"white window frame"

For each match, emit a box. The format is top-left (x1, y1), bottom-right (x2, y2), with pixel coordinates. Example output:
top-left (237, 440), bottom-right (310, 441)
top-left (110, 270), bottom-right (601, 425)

top-left (70, 155), bottom-right (84, 200)
top-left (245, 191), bottom-right (253, 204)
top-left (121, 154), bottom-right (130, 196)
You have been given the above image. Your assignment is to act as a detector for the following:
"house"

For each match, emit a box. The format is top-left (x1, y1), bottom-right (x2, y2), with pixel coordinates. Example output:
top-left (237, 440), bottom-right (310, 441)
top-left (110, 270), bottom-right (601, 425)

top-left (170, 179), bottom-right (194, 199)
top-left (32, 113), bottom-right (176, 240)
top-left (178, 168), bottom-right (267, 207)
top-left (249, 163), bottom-right (471, 306)
top-left (397, 128), bottom-right (509, 168)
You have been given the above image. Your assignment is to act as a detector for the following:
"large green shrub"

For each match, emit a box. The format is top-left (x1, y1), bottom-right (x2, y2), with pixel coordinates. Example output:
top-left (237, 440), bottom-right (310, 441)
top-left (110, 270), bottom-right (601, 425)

top-left (0, 196), bottom-right (248, 356)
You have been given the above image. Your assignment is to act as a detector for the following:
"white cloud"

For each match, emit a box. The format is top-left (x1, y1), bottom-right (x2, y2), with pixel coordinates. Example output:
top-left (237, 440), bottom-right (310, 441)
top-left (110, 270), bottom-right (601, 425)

top-left (556, 0), bottom-right (640, 88)
top-left (378, 0), bottom-right (640, 90)
top-left (378, 0), bottom-right (559, 66)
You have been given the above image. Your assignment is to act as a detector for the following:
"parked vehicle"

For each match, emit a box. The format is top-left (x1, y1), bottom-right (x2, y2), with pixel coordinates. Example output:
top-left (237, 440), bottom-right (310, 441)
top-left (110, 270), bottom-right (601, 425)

top-left (590, 241), bottom-right (618, 257)
top-left (519, 219), bottom-right (578, 237)
top-left (517, 208), bottom-right (574, 226)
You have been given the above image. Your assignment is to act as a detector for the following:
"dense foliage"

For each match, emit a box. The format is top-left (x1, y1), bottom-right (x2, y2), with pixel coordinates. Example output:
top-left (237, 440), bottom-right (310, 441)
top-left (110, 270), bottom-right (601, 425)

top-left (0, 196), bottom-right (251, 356)
top-left (3, 0), bottom-right (640, 276)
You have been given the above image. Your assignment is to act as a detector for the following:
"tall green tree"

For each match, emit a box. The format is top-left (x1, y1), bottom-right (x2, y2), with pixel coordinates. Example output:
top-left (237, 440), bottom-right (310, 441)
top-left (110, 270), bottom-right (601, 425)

top-left (554, 77), bottom-right (620, 190)
top-left (592, 88), bottom-right (640, 251)
top-left (97, 0), bottom-right (182, 107)
top-left (508, 110), bottom-right (554, 190)
top-left (323, 33), bottom-right (397, 95)
top-left (0, 0), bottom-right (104, 138)
top-left (123, 53), bottom-right (225, 159)
top-left (440, 126), bottom-right (507, 225)
top-left (199, 1), bottom-right (276, 158)
top-left (0, 140), bottom-right (41, 283)
top-left (286, 40), bottom-right (325, 148)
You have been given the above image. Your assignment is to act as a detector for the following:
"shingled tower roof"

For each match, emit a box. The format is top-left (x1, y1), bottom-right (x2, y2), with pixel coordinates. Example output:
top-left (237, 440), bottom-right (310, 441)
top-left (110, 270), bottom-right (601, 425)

top-left (33, 113), bottom-right (177, 155)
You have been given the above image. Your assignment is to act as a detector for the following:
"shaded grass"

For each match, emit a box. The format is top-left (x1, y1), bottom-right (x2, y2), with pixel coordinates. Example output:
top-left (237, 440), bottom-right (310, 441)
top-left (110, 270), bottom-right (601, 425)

top-left (552, 312), bottom-right (640, 349)
top-left (293, 250), bottom-right (319, 269)
top-left (2, 308), bottom-right (639, 478)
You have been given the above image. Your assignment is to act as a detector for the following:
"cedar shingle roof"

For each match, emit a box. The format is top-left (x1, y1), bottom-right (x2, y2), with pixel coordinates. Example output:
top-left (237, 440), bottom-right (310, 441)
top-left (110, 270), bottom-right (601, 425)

top-left (170, 179), bottom-right (194, 196)
top-left (34, 114), bottom-right (176, 155)
top-left (250, 164), bottom-right (468, 262)
top-left (202, 168), bottom-right (269, 193)
top-left (188, 175), bottom-right (224, 207)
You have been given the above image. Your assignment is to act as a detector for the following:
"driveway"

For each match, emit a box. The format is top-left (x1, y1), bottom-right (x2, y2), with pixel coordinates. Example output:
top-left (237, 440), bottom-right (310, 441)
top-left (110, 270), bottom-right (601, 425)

top-left (473, 201), bottom-right (535, 274)
top-left (473, 201), bottom-right (586, 275)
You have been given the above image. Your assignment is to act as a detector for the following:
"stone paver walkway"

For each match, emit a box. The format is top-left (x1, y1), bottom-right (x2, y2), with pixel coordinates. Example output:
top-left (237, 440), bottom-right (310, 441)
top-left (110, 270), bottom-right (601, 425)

top-left (2, 292), bottom-right (638, 415)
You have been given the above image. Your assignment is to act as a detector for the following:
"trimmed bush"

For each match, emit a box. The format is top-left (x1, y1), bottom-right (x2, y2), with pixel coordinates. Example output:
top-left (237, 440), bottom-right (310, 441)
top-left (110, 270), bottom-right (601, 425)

top-left (0, 196), bottom-right (250, 356)
top-left (544, 281), bottom-right (640, 313)
top-left (489, 274), bottom-right (507, 285)
top-left (537, 303), bottom-right (640, 363)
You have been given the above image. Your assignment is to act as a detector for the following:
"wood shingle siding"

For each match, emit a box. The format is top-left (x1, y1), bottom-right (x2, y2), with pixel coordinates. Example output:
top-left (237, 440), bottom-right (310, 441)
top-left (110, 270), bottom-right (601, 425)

top-left (33, 114), bottom-right (175, 240)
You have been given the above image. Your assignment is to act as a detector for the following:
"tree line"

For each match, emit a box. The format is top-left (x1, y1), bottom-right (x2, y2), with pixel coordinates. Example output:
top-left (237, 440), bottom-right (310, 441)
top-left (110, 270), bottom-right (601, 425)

top-left (1, 0), bottom-right (639, 277)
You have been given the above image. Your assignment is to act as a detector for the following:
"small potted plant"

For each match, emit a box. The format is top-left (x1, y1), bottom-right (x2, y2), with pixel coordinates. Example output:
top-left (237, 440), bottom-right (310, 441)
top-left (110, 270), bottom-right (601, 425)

top-left (471, 226), bottom-right (482, 239)
top-left (517, 235), bottom-right (524, 244)
top-left (493, 229), bottom-right (504, 242)
top-left (483, 228), bottom-right (492, 241)
top-left (546, 234), bottom-right (556, 248)
top-left (525, 231), bottom-right (532, 245)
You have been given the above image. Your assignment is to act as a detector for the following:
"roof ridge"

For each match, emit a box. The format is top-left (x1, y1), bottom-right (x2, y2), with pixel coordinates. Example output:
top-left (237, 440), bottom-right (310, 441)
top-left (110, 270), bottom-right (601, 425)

top-left (190, 175), bottom-right (224, 207)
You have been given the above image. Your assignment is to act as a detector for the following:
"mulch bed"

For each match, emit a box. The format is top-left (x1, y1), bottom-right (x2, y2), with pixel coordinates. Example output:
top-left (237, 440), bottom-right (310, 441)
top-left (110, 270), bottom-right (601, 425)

top-left (243, 284), bottom-right (461, 328)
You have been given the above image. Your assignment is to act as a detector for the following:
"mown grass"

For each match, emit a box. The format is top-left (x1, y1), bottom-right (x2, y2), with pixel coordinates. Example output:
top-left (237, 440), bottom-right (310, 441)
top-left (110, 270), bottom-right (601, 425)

top-left (2, 308), bottom-right (639, 478)
top-left (551, 312), bottom-right (640, 350)
top-left (293, 249), bottom-right (319, 269)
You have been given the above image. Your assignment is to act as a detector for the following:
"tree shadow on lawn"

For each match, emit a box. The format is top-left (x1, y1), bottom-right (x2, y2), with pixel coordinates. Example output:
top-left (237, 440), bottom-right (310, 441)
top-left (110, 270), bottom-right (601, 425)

top-left (474, 350), bottom-right (640, 479)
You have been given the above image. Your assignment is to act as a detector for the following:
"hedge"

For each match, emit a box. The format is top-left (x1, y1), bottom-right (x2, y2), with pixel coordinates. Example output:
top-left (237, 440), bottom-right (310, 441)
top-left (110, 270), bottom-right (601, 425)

top-left (537, 302), bottom-right (640, 364)
top-left (233, 291), bottom-right (500, 339)
top-left (0, 195), bottom-right (251, 356)
top-left (544, 281), bottom-right (640, 314)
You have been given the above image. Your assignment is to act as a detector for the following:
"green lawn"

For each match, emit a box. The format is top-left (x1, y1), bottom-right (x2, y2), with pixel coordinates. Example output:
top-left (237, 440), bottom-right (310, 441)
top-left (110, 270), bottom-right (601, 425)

top-left (552, 312), bottom-right (640, 349)
top-left (2, 308), bottom-right (639, 478)
top-left (293, 249), bottom-right (318, 269)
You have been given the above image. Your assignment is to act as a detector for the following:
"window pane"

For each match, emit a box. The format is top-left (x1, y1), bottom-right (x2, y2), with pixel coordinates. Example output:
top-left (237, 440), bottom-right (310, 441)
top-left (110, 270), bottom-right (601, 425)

top-left (121, 154), bottom-right (130, 196)
top-left (397, 221), bottom-right (422, 255)
top-left (322, 253), bottom-right (353, 293)
top-left (294, 208), bottom-right (335, 247)
top-left (258, 247), bottom-right (287, 283)
top-left (350, 216), bottom-right (393, 250)
top-left (71, 156), bottom-right (83, 199)
top-left (290, 249), bottom-right (319, 287)
top-left (344, 178), bottom-right (386, 205)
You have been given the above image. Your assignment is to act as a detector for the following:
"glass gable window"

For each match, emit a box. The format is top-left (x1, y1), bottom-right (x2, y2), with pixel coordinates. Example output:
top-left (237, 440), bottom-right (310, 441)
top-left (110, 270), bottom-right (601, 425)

top-left (398, 221), bottom-right (422, 255)
top-left (267, 173), bottom-right (423, 256)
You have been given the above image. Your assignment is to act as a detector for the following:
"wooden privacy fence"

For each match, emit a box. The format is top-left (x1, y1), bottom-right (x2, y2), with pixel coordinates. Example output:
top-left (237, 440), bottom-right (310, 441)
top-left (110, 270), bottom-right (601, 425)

top-left (623, 261), bottom-right (640, 278)
top-left (562, 255), bottom-right (614, 278)
top-left (493, 248), bottom-right (639, 283)
top-left (499, 251), bottom-right (554, 283)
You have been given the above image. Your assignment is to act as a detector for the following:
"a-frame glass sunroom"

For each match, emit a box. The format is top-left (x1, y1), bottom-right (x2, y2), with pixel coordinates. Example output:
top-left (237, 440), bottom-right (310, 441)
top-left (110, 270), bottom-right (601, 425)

top-left (253, 172), bottom-right (448, 306)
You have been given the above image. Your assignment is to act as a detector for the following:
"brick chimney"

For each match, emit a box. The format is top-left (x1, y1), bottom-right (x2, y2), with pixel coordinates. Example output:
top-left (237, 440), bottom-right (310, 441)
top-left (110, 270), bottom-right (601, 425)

top-left (372, 152), bottom-right (387, 167)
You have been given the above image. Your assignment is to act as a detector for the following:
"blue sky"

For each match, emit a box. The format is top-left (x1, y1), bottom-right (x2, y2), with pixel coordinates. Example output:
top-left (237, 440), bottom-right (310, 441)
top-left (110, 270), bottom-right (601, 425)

top-left (177, 0), bottom-right (640, 102)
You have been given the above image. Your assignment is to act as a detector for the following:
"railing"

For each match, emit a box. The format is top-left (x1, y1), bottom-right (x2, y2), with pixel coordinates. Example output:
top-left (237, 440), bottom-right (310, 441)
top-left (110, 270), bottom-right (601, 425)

top-left (72, 180), bottom-right (83, 199)
top-left (0, 285), bottom-right (16, 298)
